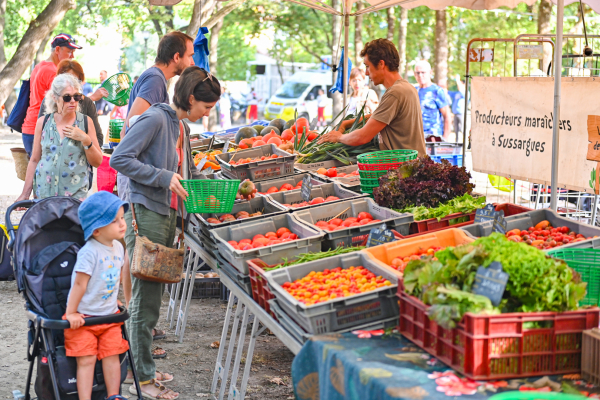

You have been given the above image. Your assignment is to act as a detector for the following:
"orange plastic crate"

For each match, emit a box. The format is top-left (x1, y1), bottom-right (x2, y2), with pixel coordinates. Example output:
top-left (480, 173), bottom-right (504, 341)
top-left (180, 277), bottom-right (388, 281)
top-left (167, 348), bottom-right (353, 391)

top-left (398, 290), bottom-right (600, 380)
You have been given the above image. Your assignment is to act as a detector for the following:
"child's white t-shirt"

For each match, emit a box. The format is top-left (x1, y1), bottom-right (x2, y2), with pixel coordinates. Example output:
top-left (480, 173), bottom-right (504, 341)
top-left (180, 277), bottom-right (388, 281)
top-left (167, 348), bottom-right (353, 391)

top-left (67, 239), bottom-right (124, 316)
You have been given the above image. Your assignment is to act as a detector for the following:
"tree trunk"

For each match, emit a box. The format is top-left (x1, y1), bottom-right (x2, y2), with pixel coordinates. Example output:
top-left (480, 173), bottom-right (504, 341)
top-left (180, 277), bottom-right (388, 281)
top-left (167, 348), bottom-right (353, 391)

top-left (386, 7), bottom-right (395, 42)
top-left (164, 6), bottom-right (174, 32)
top-left (34, 33), bottom-right (52, 66)
top-left (203, 0), bottom-right (243, 30)
top-left (398, 7), bottom-right (408, 78)
top-left (208, 14), bottom-right (223, 75)
top-left (0, 0), bottom-right (15, 114)
top-left (354, 1), bottom-right (363, 66)
top-left (434, 9), bottom-right (448, 87)
top-left (0, 0), bottom-right (75, 108)
top-left (187, 0), bottom-right (203, 37)
top-left (331, 0), bottom-right (343, 121)
top-left (538, 0), bottom-right (552, 74)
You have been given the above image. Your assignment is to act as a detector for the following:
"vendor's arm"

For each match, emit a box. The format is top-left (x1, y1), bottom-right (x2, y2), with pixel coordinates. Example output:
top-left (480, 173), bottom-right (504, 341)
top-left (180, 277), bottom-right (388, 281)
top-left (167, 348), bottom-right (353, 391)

top-left (319, 118), bottom-right (386, 146)
top-left (440, 105), bottom-right (452, 140)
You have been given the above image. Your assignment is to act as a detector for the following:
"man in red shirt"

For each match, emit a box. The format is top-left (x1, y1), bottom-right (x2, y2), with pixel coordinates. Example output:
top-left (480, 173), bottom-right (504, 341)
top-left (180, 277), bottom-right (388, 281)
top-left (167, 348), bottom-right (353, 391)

top-left (21, 33), bottom-right (81, 155)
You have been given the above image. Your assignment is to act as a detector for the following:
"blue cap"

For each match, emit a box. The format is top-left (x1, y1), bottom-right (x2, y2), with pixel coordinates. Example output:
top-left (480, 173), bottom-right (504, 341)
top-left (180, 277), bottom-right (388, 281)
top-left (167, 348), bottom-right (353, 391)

top-left (78, 191), bottom-right (129, 241)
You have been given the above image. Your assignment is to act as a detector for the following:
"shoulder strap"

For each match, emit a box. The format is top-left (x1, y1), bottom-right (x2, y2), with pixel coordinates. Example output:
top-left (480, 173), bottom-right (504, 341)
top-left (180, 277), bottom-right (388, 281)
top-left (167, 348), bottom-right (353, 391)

top-left (83, 114), bottom-right (88, 133)
top-left (43, 113), bottom-right (51, 128)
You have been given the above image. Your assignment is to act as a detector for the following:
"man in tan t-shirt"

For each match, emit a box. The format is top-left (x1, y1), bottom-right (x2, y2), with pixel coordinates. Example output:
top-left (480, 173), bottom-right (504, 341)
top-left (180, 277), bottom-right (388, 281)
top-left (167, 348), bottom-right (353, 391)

top-left (319, 39), bottom-right (426, 157)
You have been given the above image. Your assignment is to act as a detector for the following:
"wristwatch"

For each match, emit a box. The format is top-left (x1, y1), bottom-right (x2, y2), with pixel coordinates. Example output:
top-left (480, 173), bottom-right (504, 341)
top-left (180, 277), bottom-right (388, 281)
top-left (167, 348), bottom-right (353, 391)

top-left (83, 142), bottom-right (92, 150)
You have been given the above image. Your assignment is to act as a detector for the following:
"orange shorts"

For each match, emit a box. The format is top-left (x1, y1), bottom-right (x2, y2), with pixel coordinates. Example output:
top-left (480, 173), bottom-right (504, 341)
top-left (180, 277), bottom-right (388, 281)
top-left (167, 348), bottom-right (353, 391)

top-left (64, 319), bottom-right (129, 360)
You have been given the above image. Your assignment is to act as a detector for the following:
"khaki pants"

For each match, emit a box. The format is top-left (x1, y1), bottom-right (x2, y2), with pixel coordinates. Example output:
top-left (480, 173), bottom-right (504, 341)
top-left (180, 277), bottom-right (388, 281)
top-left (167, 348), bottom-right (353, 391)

top-left (124, 204), bottom-right (177, 382)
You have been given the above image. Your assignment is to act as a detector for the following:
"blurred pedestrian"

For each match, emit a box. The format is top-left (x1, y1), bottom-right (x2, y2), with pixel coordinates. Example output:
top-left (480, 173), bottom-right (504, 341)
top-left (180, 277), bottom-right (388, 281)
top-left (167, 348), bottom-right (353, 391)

top-left (317, 88), bottom-right (327, 127)
top-left (414, 60), bottom-right (451, 141)
top-left (95, 70), bottom-right (114, 116)
top-left (21, 33), bottom-right (81, 156)
top-left (246, 87), bottom-right (259, 122)
top-left (451, 75), bottom-right (466, 142)
top-left (348, 67), bottom-right (379, 116)
top-left (219, 86), bottom-right (232, 129)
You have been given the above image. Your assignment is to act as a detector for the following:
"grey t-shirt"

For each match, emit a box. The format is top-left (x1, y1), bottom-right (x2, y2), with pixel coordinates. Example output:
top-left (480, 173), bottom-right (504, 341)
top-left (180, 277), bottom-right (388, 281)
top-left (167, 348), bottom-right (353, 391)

top-left (118, 66), bottom-right (170, 203)
top-left (67, 239), bottom-right (124, 316)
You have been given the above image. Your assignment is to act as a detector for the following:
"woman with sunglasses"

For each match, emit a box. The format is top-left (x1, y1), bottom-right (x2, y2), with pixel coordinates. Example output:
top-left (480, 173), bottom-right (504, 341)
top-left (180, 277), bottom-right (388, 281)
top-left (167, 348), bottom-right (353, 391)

top-left (16, 73), bottom-right (102, 202)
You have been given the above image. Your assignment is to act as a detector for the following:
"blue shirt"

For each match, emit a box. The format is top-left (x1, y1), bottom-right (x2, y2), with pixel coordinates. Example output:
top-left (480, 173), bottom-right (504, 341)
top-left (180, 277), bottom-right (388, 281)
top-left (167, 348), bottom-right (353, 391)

top-left (449, 90), bottom-right (465, 116)
top-left (417, 84), bottom-right (448, 137)
top-left (127, 66), bottom-right (169, 117)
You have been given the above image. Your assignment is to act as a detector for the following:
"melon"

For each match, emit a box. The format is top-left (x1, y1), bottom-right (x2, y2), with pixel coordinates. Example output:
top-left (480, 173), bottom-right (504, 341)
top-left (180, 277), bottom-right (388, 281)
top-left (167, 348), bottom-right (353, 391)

top-left (284, 119), bottom-right (296, 131)
top-left (254, 125), bottom-right (266, 134)
top-left (234, 127), bottom-right (258, 144)
top-left (262, 126), bottom-right (280, 136)
top-left (269, 118), bottom-right (286, 131)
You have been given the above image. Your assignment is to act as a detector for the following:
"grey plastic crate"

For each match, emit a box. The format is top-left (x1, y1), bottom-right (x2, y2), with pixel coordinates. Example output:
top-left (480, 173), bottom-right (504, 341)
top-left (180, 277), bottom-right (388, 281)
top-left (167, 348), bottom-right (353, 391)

top-left (461, 209), bottom-right (600, 250)
top-left (268, 299), bottom-right (397, 343)
top-left (190, 136), bottom-right (224, 151)
top-left (209, 213), bottom-right (324, 275)
top-left (302, 162), bottom-right (361, 190)
top-left (264, 252), bottom-right (399, 334)
top-left (291, 197), bottom-right (413, 249)
top-left (294, 159), bottom-right (347, 174)
top-left (217, 253), bottom-right (252, 296)
top-left (254, 173), bottom-right (325, 194)
top-left (194, 196), bottom-right (287, 237)
top-left (266, 182), bottom-right (368, 211)
top-left (215, 144), bottom-right (297, 181)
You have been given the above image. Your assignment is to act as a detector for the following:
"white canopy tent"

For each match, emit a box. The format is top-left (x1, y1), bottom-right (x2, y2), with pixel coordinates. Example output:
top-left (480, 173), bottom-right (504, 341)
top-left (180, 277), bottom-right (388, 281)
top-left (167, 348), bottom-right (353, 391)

top-left (282, 0), bottom-right (600, 211)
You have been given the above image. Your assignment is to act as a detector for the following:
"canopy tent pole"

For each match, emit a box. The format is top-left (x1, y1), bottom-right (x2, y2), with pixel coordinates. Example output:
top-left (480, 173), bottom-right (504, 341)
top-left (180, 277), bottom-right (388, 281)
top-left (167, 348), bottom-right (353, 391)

top-left (550, 0), bottom-right (564, 211)
top-left (343, 14), bottom-right (350, 108)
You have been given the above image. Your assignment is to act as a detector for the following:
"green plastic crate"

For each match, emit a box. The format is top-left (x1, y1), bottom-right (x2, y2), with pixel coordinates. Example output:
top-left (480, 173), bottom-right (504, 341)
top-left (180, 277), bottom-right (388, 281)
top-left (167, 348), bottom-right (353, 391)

top-left (180, 179), bottom-right (240, 213)
top-left (489, 392), bottom-right (588, 400)
top-left (548, 248), bottom-right (600, 306)
top-left (357, 149), bottom-right (418, 164)
top-left (101, 73), bottom-right (132, 106)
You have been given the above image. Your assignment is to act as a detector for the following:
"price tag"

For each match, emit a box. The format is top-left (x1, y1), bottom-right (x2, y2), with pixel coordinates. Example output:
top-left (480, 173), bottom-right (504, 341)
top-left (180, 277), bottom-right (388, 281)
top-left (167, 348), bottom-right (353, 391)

top-left (367, 223), bottom-right (395, 247)
top-left (207, 135), bottom-right (216, 151)
top-left (196, 156), bottom-right (208, 171)
top-left (472, 261), bottom-right (509, 306)
top-left (474, 204), bottom-right (498, 224)
top-left (223, 140), bottom-right (230, 153)
top-left (301, 175), bottom-right (313, 202)
top-left (492, 214), bottom-right (507, 234)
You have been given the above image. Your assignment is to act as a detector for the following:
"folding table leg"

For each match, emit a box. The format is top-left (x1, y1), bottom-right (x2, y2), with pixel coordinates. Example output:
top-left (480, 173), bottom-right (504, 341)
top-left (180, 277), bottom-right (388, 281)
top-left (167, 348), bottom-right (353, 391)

top-left (231, 315), bottom-right (266, 400)
top-left (211, 294), bottom-right (235, 395)
top-left (168, 249), bottom-right (193, 328)
top-left (227, 305), bottom-right (250, 400)
top-left (218, 299), bottom-right (244, 400)
top-left (176, 253), bottom-right (203, 342)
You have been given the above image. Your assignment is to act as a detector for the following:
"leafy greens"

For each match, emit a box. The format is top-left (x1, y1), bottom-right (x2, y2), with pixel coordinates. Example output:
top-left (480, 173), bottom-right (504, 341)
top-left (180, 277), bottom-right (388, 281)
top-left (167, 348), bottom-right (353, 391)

top-left (398, 194), bottom-right (486, 221)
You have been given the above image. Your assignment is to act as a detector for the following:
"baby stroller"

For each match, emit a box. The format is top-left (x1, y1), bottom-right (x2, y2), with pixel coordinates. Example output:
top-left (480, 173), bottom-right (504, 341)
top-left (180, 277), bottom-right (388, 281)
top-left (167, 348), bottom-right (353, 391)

top-left (6, 197), bottom-right (142, 400)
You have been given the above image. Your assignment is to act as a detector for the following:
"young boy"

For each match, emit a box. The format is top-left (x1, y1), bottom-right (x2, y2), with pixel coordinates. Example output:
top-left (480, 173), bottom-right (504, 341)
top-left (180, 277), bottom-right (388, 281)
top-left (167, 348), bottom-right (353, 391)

top-left (64, 191), bottom-right (131, 400)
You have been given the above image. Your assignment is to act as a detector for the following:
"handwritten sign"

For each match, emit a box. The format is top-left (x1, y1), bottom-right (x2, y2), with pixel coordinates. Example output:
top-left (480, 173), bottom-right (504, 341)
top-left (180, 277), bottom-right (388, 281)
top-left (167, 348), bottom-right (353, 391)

top-left (367, 223), bottom-right (395, 247)
top-left (475, 204), bottom-right (501, 224)
top-left (301, 175), bottom-right (313, 202)
top-left (472, 262), bottom-right (509, 306)
top-left (516, 45), bottom-right (543, 60)
top-left (587, 115), bottom-right (600, 194)
top-left (492, 213), bottom-right (507, 234)
top-left (196, 156), bottom-right (208, 171)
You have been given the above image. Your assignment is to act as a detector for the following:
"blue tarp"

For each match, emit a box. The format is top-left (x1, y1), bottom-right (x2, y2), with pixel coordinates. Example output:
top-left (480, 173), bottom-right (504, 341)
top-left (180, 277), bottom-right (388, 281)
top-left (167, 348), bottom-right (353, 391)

top-left (193, 27), bottom-right (210, 71)
top-left (329, 47), bottom-right (352, 94)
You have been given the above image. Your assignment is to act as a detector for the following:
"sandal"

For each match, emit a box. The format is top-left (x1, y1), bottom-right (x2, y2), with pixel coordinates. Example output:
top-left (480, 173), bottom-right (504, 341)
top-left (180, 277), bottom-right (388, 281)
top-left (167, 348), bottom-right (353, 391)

top-left (129, 379), bottom-right (179, 400)
top-left (124, 371), bottom-right (172, 384)
top-left (152, 347), bottom-right (167, 359)
top-left (153, 329), bottom-right (166, 341)
top-left (107, 395), bottom-right (128, 400)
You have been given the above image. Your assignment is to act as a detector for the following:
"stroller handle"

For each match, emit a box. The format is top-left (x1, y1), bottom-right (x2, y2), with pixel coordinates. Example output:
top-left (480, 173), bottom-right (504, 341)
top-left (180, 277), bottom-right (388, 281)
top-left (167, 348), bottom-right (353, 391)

top-left (5, 199), bottom-right (38, 251)
top-left (27, 306), bottom-right (130, 330)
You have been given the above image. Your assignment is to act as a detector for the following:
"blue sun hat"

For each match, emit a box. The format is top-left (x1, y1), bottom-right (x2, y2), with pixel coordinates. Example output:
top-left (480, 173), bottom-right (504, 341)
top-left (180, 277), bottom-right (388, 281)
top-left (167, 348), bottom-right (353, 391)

top-left (79, 191), bottom-right (129, 240)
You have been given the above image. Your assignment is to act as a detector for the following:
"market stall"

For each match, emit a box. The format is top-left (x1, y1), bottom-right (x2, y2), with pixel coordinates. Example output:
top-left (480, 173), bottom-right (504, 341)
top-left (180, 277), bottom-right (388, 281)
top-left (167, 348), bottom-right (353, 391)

top-left (160, 113), bottom-right (600, 400)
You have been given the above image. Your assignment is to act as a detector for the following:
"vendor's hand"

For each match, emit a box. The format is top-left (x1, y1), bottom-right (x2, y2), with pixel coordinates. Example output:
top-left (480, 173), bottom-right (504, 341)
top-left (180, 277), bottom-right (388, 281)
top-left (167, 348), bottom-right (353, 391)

top-left (170, 173), bottom-right (188, 200)
top-left (66, 313), bottom-right (85, 329)
top-left (88, 87), bottom-right (109, 102)
top-left (63, 125), bottom-right (91, 147)
top-left (318, 130), bottom-right (343, 144)
top-left (238, 179), bottom-right (257, 201)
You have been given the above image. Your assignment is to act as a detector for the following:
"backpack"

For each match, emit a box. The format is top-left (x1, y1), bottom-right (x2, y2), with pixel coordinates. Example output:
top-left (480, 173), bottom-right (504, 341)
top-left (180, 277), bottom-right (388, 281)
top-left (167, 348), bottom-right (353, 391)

top-left (7, 79), bottom-right (31, 133)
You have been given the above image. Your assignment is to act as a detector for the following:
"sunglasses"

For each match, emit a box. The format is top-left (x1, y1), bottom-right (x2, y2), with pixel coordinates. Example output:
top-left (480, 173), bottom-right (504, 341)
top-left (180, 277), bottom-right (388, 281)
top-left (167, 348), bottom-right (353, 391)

top-left (62, 94), bottom-right (83, 102)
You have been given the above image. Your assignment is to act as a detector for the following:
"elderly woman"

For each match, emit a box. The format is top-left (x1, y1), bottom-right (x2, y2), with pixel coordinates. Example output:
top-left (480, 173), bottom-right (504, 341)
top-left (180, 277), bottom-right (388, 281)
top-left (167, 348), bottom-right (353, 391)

top-left (16, 73), bottom-right (102, 202)
top-left (110, 66), bottom-right (220, 400)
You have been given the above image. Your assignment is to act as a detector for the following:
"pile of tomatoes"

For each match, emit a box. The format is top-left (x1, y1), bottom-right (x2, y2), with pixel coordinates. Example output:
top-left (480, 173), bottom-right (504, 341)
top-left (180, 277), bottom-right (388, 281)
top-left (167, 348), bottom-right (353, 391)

top-left (226, 227), bottom-right (299, 250)
top-left (258, 181), bottom-right (303, 195)
top-left (312, 212), bottom-right (382, 231)
top-left (389, 246), bottom-right (442, 273)
top-left (206, 211), bottom-right (263, 224)
top-left (505, 220), bottom-right (592, 249)
top-left (315, 167), bottom-right (360, 178)
top-left (282, 266), bottom-right (393, 305)
top-left (282, 196), bottom-right (340, 208)
top-left (229, 154), bottom-right (279, 166)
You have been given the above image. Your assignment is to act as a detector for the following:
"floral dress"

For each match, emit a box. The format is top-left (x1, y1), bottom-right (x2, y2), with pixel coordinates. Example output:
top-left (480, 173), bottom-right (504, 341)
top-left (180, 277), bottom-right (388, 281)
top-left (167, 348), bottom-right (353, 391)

top-left (34, 112), bottom-right (90, 200)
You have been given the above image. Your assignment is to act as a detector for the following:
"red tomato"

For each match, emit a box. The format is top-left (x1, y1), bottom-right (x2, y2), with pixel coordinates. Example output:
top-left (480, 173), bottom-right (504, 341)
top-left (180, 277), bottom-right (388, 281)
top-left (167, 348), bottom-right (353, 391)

top-left (349, 222), bottom-right (361, 227)
top-left (227, 240), bottom-right (238, 246)
top-left (267, 239), bottom-right (282, 245)
top-left (253, 243), bottom-right (264, 248)
top-left (359, 218), bottom-right (374, 225)
top-left (280, 232), bottom-right (291, 239)
top-left (240, 244), bottom-right (253, 250)
top-left (307, 131), bottom-right (319, 141)
top-left (239, 239), bottom-right (252, 245)
top-left (357, 212), bottom-right (373, 221)
top-left (310, 197), bottom-right (325, 205)
top-left (371, 219), bottom-right (382, 224)
top-left (315, 220), bottom-right (329, 227)
top-left (280, 183), bottom-right (294, 191)
top-left (294, 118), bottom-right (309, 135)
top-left (267, 186), bottom-right (279, 194)
top-left (325, 196), bottom-right (340, 202)
top-left (276, 227), bottom-right (291, 237)
top-left (288, 233), bottom-right (298, 240)
top-left (325, 168), bottom-right (337, 178)
top-left (281, 129), bottom-right (294, 141)
top-left (253, 234), bottom-right (265, 241)
top-left (265, 232), bottom-right (277, 238)
top-left (329, 218), bottom-right (343, 226)
top-left (342, 218), bottom-right (359, 227)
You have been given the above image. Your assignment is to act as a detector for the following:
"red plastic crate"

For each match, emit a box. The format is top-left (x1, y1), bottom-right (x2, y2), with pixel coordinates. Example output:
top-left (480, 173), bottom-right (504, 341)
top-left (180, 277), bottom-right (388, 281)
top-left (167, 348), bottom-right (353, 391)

top-left (247, 259), bottom-right (277, 320)
top-left (399, 203), bottom-right (533, 239)
top-left (397, 290), bottom-right (600, 380)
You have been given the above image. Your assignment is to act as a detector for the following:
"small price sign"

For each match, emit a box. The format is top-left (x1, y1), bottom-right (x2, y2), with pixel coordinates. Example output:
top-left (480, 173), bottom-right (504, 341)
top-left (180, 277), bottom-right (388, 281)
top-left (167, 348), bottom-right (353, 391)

top-left (301, 175), bottom-right (313, 202)
top-left (472, 261), bottom-right (509, 306)
top-left (196, 156), bottom-right (208, 171)
top-left (367, 223), bottom-right (395, 247)
top-left (223, 140), bottom-right (230, 153)
top-left (474, 204), bottom-right (499, 224)
top-left (207, 135), bottom-right (216, 151)
top-left (492, 214), bottom-right (507, 234)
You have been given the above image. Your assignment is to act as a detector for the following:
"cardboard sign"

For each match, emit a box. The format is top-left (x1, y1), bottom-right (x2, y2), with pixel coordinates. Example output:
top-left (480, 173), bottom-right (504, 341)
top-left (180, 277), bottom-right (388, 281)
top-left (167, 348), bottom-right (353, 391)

top-left (468, 48), bottom-right (494, 62)
top-left (470, 77), bottom-right (600, 193)
top-left (586, 115), bottom-right (600, 194)
top-left (367, 223), bottom-right (395, 247)
top-left (472, 261), bottom-right (509, 306)
top-left (196, 156), bottom-right (208, 171)
top-left (474, 204), bottom-right (500, 224)
top-left (301, 175), bottom-right (313, 202)
top-left (516, 45), bottom-right (544, 60)
top-left (492, 214), bottom-right (507, 234)
top-left (222, 140), bottom-right (230, 153)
